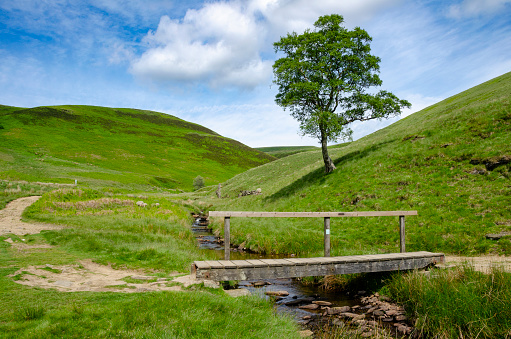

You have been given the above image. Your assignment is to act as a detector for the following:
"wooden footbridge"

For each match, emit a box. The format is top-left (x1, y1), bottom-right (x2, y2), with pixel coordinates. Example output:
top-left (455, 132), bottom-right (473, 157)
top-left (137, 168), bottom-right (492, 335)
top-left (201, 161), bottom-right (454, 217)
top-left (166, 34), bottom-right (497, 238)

top-left (192, 211), bottom-right (444, 281)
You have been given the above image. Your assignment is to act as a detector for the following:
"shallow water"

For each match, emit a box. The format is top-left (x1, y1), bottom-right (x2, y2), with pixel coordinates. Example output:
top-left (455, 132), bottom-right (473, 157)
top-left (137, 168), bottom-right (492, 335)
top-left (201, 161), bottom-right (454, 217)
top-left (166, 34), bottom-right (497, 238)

top-left (191, 217), bottom-right (357, 320)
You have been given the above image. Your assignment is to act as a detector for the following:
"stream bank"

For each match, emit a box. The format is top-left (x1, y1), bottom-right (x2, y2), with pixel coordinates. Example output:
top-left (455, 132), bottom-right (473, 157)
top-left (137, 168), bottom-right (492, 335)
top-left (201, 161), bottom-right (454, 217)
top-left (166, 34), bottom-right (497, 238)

top-left (192, 214), bottom-right (416, 338)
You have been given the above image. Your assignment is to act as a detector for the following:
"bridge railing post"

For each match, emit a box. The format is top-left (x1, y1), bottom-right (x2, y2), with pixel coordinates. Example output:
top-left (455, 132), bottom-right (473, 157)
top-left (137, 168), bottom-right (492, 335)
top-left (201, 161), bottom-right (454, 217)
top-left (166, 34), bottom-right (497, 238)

top-left (399, 215), bottom-right (405, 253)
top-left (324, 217), bottom-right (330, 257)
top-left (224, 217), bottom-right (230, 260)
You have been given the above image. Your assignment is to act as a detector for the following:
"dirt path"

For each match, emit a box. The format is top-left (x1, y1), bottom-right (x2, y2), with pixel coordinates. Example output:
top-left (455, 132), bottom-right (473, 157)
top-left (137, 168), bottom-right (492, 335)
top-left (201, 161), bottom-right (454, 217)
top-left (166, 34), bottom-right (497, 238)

top-left (1, 196), bottom-right (215, 292)
top-left (8, 260), bottom-right (209, 293)
top-left (0, 196), bottom-right (63, 235)
top-left (444, 255), bottom-right (511, 273)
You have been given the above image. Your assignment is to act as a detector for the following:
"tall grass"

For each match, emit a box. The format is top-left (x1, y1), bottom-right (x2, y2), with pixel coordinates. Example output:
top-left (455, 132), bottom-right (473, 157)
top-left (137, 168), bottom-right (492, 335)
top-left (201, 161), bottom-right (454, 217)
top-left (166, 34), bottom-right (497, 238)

top-left (386, 266), bottom-right (511, 338)
top-left (23, 188), bottom-right (216, 272)
top-left (0, 267), bottom-right (299, 338)
top-left (0, 180), bottom-right (61, 209)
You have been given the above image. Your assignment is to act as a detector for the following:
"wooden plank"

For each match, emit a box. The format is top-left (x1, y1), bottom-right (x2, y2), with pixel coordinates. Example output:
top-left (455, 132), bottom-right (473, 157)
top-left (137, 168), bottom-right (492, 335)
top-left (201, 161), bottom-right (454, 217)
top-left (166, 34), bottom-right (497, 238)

top-left (203, 260), bottom-right (224, 269)
top-left (308, 257), bottom-right (335, 263)
top-left (354, 255), bottom-right (382, 262)
top-left (286, 258), bottom-right (313, 265)
top-left (229, 260), bottom-right (254, 268)
top-left (259, 259), bottom-right (284, 267)
top-left (218, 261), bottom-right (238, 269)
top-left (193, 261), bottom-right (211, 269)
top-left (384, 252), bottom-right (411, 258)
top-left (209, 211), bottom-right (418, 218)
top-left (322, 256), bottom-right (355, 264)
top-left (272, 259), bottom-right (296, 266)
top-left (245, 259), bottom-right (268, 267)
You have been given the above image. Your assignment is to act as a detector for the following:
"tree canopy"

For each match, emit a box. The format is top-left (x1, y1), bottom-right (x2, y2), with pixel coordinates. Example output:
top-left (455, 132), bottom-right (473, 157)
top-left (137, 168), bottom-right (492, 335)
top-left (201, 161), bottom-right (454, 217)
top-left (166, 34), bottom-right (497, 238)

top-left (273, 14), bottom-right (411, 173)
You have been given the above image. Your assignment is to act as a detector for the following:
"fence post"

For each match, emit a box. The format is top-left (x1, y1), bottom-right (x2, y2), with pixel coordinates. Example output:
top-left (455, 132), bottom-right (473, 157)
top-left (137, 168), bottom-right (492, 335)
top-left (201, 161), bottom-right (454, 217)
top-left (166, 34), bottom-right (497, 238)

top-left (224, 217), bottom-right (230, 260)
top-left (399, 216), bottom-right (406, 253)
top-left (324, 217), bottom-right (331, 257)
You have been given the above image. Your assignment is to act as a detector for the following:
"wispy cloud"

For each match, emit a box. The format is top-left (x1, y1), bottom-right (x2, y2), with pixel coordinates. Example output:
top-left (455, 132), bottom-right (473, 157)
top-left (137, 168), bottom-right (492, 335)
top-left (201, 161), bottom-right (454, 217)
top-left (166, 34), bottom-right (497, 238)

top-left (447, 0), bottom-right (511, 18)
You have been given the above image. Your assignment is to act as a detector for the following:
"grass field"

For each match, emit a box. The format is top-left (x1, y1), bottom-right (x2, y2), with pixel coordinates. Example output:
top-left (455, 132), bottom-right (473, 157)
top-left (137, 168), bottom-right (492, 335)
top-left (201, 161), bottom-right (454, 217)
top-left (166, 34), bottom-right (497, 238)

top-left (0, 188), bottom-right (299, 338)
top-left (203, 71), bottom-right (511, 257)
top-left (0, 105), bottom-right (275, 191)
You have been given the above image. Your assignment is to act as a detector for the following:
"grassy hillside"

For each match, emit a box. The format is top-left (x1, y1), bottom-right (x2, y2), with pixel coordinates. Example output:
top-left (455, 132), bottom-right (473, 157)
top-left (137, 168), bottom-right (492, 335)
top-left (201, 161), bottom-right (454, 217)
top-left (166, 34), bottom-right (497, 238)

top-left (256, 146), bottom-right (320, 158)
top-left (256, 143), bottom-right (350, 159)
top-left (0, 105), bottom-right (275, 191)
top-left (205, 71), bottom-right (511, 256)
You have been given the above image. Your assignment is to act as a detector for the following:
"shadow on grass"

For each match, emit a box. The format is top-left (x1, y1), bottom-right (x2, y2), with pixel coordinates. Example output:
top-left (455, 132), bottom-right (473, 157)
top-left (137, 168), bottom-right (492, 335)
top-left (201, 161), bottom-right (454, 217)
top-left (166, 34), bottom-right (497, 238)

top-left (264, 140), bottom-right (395, 202)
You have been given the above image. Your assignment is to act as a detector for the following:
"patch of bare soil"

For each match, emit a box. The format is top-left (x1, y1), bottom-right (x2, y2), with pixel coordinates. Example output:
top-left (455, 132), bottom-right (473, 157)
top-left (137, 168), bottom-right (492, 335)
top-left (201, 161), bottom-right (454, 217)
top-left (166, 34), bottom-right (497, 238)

top-left (444, 255), bottom-right (511, 273)
top-left (0, 196), bottom-right (63, 235)
top-left (9, 259), bottom-right (191, 292)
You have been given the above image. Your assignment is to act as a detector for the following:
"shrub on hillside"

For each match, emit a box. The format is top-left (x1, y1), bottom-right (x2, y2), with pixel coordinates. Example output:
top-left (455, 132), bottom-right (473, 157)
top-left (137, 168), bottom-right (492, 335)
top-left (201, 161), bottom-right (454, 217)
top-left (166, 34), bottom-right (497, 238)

top-left (193, 175), bottom-right (205, 191)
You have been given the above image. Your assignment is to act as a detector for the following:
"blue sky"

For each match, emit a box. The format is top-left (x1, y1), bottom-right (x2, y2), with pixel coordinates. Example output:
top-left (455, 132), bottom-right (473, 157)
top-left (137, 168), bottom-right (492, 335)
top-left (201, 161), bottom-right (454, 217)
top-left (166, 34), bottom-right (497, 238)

top-left (1, 0), bottom-right (510, 147)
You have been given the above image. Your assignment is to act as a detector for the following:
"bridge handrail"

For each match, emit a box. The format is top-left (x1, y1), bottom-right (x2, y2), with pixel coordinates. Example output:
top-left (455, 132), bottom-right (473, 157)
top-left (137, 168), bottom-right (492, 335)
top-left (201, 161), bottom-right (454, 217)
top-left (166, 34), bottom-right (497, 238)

top-left (209, 211), bottom-right (417, 218)
top-left (208, 210), bottom-right (417, 260)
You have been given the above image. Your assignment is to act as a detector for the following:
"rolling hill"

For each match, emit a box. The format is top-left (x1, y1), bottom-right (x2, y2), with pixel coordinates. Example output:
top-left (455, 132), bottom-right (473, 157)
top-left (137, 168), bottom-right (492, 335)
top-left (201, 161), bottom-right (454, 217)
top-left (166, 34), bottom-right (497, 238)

top-left (206, 71), bottom-right (511, 256)
top-left (256, 146), bottom-right (320, 159)
top-left (0, 105), bottom-right (275, 191)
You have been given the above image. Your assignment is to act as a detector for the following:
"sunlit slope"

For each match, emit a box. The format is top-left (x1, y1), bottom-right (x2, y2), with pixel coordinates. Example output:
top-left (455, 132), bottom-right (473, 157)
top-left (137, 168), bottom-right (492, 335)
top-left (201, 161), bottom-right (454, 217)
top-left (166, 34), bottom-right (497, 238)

top-left (211, 71), bottom-right (511, 256)
top-left (256, 146), bottom-right (320, 159)
top-left (0, 105), bottom-right (275, 190)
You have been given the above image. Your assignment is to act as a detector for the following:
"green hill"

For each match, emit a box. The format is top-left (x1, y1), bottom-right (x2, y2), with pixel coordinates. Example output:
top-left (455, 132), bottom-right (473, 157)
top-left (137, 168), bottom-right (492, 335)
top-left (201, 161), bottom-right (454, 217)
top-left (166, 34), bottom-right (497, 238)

top-left (256, 143), bottom-right (351, 159)
top-left (256, 146), bottom-right (320, 159)
top-left (207, 71), bottom-right (511, 256)
top-left (0, 105), bottom-right (275, 191)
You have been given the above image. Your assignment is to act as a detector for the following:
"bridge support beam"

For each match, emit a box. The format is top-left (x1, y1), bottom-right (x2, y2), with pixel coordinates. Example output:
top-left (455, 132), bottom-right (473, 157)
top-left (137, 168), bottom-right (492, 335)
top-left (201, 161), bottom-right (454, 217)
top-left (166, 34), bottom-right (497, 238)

top-left (324, 217), bottom-right (330, 257)
top-left (224, 217), bottom-right (230, 260)
top-left (399, 215), bottom-right (406, 253)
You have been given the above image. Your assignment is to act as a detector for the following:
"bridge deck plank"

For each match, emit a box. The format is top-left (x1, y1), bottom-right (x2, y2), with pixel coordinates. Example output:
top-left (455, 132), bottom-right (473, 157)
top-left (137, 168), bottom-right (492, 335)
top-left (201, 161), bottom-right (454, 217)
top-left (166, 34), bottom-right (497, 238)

top-left (193, 252), bottom-right (445, 281)
top-left (230, 260), bottom-right (253, 268)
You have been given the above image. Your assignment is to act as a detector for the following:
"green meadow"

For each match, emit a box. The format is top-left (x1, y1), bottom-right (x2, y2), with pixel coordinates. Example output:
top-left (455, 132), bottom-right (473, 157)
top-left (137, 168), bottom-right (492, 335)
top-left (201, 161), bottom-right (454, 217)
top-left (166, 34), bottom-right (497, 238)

top-left (0, 188), bottom-right (299, 338)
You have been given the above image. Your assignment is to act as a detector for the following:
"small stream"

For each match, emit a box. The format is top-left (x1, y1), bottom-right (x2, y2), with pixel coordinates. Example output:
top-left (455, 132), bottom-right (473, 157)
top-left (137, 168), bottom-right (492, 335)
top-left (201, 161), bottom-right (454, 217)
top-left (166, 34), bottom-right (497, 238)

top-left (191, 215), bottom-right (358, 321)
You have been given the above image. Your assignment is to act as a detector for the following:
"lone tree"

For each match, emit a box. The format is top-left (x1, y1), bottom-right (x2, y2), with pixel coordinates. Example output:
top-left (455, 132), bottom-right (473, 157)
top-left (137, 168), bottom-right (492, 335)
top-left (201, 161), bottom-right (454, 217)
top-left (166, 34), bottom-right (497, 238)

top-left (273, 14), bottom-right (411, 173)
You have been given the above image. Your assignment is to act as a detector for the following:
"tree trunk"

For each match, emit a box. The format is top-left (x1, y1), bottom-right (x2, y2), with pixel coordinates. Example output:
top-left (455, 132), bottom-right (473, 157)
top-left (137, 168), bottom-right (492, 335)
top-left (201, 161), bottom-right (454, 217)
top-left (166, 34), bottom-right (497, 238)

top-left (320, 129), bottom-right (336, 173)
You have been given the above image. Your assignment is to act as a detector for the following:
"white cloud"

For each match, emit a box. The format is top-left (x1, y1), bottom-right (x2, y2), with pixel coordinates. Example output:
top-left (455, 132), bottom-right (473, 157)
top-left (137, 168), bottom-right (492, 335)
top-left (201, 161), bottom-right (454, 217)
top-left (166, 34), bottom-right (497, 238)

top-left (131, 2), bottom-right (271, 89)
top-left (448, 0), bottom-right (511, 18)
top-left (131, 0), bottom-right (404, 89)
